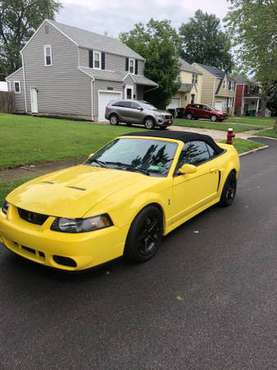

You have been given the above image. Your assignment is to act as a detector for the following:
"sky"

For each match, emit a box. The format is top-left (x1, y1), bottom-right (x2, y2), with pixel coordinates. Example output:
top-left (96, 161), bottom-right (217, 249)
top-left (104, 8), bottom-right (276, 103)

top-left (57, 0), bottom-right (230, 36)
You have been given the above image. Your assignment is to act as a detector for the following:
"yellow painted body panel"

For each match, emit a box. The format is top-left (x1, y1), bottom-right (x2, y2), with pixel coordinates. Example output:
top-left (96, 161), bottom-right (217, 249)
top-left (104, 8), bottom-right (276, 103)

top-left (0, 137), bottom-right (240, 271)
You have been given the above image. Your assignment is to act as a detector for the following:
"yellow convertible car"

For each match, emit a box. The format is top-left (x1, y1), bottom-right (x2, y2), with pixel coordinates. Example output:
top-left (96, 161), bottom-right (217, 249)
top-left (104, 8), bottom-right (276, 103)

top-left (0, 131), bottom-right (240, 271)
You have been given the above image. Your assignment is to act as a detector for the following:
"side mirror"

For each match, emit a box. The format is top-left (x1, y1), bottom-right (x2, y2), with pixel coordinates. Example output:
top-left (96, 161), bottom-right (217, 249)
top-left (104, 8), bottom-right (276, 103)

top-left (138, 107), bottom-right (143, 111)
top-left (179, 163), bottom-right (197, 175)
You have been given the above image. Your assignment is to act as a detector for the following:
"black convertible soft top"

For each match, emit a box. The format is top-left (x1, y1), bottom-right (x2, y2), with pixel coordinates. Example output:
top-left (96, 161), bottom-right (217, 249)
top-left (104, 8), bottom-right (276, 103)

top-left (123, 130), bottom-right (224, 155)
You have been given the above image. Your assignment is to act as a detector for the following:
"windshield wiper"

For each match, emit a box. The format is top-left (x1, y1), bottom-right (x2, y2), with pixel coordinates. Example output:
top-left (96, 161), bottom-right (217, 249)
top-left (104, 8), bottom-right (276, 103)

top-left (127, 167), bottom-right (150, 176)
top-left (105, 161), bottom-right (150, 176)
top-left (90, 159), bottom-right (107, 168)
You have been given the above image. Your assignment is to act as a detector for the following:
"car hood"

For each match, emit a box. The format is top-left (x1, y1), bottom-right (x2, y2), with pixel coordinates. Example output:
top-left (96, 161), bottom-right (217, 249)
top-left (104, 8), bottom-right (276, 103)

top-left (213, 110), bottom-right (225, 115)
top-left (155, 110), bottom-right (171, 115)
top-left (7, 165), bottom-right (157, 218)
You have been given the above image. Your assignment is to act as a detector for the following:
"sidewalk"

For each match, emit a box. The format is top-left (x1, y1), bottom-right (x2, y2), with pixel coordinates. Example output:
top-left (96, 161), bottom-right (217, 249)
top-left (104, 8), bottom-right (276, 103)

top-left (169, 125), bottom-right (260, 141)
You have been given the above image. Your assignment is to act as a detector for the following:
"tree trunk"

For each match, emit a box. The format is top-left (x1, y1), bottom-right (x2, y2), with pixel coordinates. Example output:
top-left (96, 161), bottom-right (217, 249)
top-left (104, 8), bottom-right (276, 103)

top-left (260, 94), bottom-right (269, 116)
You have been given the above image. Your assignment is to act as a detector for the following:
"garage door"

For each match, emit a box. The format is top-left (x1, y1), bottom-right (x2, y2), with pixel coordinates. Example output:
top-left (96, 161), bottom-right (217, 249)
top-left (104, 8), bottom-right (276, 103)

top-left (98, 91), bottom-right (122, 121)
top-left (214, 101), bottom-right (224, 111)
top-left (167, 97), bottom-right (181, 110)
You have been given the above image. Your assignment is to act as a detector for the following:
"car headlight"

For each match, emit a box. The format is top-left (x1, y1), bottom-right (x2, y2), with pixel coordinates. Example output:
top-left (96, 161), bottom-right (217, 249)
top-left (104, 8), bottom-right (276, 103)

top-left (156, 114), bottom-right (164, 119)
top-left (51, 214), bottom-right (113, 233)
top-left (2, 201), bottom-right (9, 215)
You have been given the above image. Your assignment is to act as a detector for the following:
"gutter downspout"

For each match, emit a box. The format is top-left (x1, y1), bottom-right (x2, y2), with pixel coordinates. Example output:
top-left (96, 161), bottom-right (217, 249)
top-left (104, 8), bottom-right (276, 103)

top-left (20, 50), bottom-right (27, 113)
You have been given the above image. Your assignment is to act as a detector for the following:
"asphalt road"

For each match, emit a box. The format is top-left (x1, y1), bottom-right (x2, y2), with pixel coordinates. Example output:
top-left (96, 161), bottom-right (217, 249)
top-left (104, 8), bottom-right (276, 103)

top-left (1, 138), bottom-right (277, 370)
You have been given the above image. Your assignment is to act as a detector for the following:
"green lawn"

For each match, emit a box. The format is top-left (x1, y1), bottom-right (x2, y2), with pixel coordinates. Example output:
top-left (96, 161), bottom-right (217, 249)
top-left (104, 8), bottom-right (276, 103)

top-left (255, 128), bottom-right (277, 138)
top-left (0, 114), bottom-right (143, 169)
top-left (231, 138), bottom-right (265, 154)
top-left (175, 116), bottom-right (274, 132)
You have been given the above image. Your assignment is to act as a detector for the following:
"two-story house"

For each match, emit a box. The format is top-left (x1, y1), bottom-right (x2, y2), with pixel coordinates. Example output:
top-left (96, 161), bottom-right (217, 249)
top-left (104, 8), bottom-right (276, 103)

top-left (6, 19), bottom-right (158, 121)
top-left (167, 59), bottom-right (203, 112)
top-left (193, 63), bottom-right (235, 113)
top-left (233, 74), bottom-right (261, 116)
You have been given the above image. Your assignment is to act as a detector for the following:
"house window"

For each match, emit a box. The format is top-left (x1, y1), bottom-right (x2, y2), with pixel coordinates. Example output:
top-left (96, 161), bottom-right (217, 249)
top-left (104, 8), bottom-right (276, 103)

top-left (192, 73), bottom-right (198, 84)
top-left (93, 51), bottom-right (101, 69)
top-left (191, 94), bottom-right (195, 104)
top-left (44, 45), bottom-right (52, 66)
top-left (129, 58), bottom-right (135, 74)
top-left (14, 81), bottom-right (21, 94)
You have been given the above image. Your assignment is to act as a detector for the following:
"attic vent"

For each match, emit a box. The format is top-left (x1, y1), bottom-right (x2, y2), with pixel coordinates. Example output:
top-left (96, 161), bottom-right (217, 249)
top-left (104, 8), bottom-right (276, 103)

top-left (45, 25), bottom-right (49, 34)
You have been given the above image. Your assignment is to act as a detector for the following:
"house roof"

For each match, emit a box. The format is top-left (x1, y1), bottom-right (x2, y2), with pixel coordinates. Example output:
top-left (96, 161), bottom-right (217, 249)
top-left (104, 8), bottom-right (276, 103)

top-left (5, 67), bottom-right (23, 80)
top-left (231, 73), bottom-right (250, 84)
top-left (79, 67), bottom-right (158, 87)
top-left (48, 20), bottom-right (144, 61)
top-left (196, 64), bottom-right (225, 79)
top-left (178, 83), bottom-right (193, 93)
top-left (179, 59), bottom-right (202, 74)
top-left (80, 67), bottom-right (125, 82)
top-left (131, 74), bottom-right (158, 87)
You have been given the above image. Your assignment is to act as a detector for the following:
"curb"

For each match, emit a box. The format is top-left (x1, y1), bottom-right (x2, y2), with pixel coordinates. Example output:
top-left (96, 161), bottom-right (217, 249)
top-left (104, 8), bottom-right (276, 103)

top-left (252, 135), bottom-right (277, 141)
top-left (239, 145), bottom-right (269, 157)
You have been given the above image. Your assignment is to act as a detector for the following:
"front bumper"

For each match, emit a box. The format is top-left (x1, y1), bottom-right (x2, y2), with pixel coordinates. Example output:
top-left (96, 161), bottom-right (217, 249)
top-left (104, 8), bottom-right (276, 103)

top-left (156, 118), bottom-right (173, 127)
top-left (0, 207), bottom-right (127, 271)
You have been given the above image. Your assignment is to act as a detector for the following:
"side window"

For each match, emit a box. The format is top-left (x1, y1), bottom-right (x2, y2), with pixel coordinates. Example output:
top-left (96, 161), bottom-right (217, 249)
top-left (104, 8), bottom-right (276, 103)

top-left (44, 45), bottom-right (52, 66)
top-left (206, 144), bottom-right (216, 159)
top-left (183, 141), bottom-right (210, 165)
top-left (14, 81), bottom-right (21, 94)
top-left (131, 102), bottom-right (140, 110)
top-left (112, 101), bottom-right (131, 108)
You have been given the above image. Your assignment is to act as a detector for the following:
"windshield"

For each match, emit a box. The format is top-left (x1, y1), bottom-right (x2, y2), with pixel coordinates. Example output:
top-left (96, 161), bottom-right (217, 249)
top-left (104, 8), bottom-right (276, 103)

top-left (139, 102), bottom-right (157, 111)
top-left (86, 138), bottom-right (177, 177)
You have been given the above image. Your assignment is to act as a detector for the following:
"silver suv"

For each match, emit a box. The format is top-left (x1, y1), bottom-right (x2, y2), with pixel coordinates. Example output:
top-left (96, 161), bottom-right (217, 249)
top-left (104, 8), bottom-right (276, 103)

top-left (105, 100), bottom-right (173, 129)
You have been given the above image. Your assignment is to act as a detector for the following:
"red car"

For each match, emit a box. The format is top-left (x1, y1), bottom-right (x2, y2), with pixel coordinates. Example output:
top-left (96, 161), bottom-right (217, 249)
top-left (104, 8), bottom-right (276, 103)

top-left (184, 104), bottom-right (228, 122)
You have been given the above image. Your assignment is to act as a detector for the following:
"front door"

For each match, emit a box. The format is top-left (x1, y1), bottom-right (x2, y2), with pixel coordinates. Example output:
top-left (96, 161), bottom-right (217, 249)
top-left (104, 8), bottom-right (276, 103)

top-left (30, 88), bottom-right (38, 113)
top-left (171, 141), bottom-right (219, 223)
top-left (125, 85), bottom-right (133, 100)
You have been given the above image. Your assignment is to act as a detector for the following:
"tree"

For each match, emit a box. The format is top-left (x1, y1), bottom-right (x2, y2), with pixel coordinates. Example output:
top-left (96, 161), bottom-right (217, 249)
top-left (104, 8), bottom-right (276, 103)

top-left (226, 0), bottom-right (277, 124)
top-left (179, 10), bottom-right (233, 71)
top-left (120, 19), bottom-right (181, 109)
top-left (0, 0), bottom-right (62, 79)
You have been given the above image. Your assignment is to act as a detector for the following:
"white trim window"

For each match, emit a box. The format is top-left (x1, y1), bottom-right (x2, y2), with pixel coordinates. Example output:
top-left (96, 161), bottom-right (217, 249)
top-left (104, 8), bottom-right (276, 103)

top-left (93, 51), bottom-right (101, 70)
top-left (14, 81), bottom-right (21, 94)
top-left (44, 45), bottom-right (53, 66)
top-left (129, 58), bottom-right (135, 74)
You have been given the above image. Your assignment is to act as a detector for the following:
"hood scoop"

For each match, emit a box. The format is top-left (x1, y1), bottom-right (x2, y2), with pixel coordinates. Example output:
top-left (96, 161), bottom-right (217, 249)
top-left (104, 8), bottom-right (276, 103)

top-left (66, 185), bottom-right (86, 192)
top-left (41, 181), bottom-right (55, 185)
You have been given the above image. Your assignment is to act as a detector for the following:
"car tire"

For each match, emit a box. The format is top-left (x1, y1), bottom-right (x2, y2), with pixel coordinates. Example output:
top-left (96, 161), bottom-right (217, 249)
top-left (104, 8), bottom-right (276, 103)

top-left (210, 115), bottom-right (217, 122)
top-left (219, 172), bottom-right (237, 207)
top-left (109, 114), bottom-right (119, 125)
top-left (187, 113), bottom-right (193, 120)
top-left (124, 206), bottom-right (163, 263)
top-left (144, 117), bottom-right (155, 130)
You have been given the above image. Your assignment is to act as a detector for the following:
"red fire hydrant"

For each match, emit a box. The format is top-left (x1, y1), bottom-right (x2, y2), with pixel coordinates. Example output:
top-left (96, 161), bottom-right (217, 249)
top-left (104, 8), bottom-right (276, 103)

top-left (226, 128), bottom-right (235, 145)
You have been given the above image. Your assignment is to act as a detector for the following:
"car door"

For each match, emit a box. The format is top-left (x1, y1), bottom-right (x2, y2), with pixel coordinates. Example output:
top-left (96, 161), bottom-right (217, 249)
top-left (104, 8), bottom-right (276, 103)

top-left (113, 101), bottom-right (133, 122)
top-left (171, 141), bottom-right (220, 223)
top-left (130, 102), bottom-right (144, 124)
top-left (193, 104), bottom-right (202, 118)
top-left (202, 105), bottom-right (211, 119)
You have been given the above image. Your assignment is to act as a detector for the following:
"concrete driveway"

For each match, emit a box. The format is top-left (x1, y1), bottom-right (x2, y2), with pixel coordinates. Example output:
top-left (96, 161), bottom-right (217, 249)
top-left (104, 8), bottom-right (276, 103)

top-left (0, 138), bottom-right (276, 370)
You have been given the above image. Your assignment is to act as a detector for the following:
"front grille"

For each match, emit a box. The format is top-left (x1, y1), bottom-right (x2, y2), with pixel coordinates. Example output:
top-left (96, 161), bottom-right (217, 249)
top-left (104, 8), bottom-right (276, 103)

top-left (18, 208), bottom-right (48, 225)
top-left (165, 115), bottom-right (172, 119)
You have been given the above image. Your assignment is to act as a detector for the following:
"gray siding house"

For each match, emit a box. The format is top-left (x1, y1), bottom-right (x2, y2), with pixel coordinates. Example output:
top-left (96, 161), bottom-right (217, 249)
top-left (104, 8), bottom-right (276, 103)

top-left (6, 19), bottom-right (157, 121)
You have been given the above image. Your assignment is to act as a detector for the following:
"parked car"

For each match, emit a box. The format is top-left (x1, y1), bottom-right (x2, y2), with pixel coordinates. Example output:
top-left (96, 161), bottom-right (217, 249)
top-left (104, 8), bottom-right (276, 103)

top-left (105, 100), bottom-right (173, 129)
top-left (0, 131), bottom-right (240, 271)
top-left (184, 104), bottom-right (228, 122)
